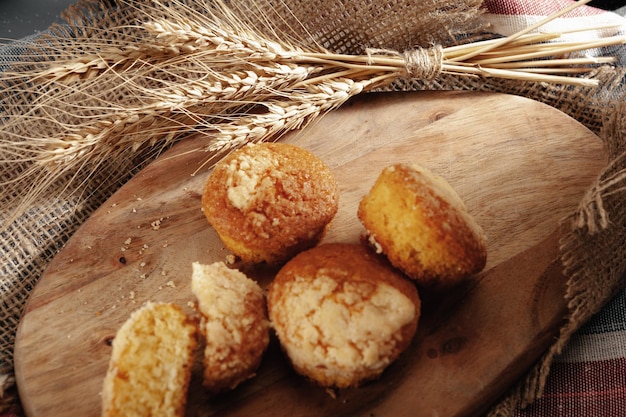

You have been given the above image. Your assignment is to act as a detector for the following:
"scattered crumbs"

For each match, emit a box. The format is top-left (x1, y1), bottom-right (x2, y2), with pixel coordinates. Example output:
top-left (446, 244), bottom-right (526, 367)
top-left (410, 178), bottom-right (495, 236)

top-left (69, 258), bottom-right (74, 263)
top-left (140, 274), bottom-right (147, 279)
top-left (111, 203), bottom-right (117, 207)
top-left (225, 254), bottom-right (236, 265)
top-left (158, 285), bottom-right (163, 290)
top-left (139, 243), bottom-right (150, 256)
top-left (136, 197), bottom-right (143, 201)
top-left (367, 234), bottom-right (383, 254)
top-left (111, 305), bottom-right (117, 310)
top-left (83, 301), bottom-right (88, 305)
top-left (183, 187), bottom-right (189, 192)
top-left (124, 237), bottom-right (132, 245)
top-left (161, 270), bottom-right (167, 276)
top-left (129, 291), bottom-right (135, 300)
top-left (187, 301), bottom-right (195, 309)
top-left (140, 262), bottom-right (146, 268)
top-left (132, 208), bottom-right (137, 213)
top-left (162, 241), bottom-right (169, 248)
top-left (137, 225), bottom-right (142, 229)
top-left (326, 388), bottom-right (337, 399)
top-left (151, 219), bottom-right (162, 230)
top-left (120, 247), bottom-right (126, 252)
top-left (166, 280), bottom-right (176, 289)
top-left (86, 245), bottom-right (92, 250)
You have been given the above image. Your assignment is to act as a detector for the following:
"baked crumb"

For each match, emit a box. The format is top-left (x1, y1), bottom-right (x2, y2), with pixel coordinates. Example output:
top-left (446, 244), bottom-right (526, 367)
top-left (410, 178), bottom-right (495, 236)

top-left (151, 219), bottom-right (162, 230)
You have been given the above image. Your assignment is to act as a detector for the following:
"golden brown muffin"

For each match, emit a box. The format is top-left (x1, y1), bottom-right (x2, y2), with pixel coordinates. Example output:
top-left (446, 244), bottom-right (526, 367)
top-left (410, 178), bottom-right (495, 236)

top-left (267, 243), bottom-right (420, 388)
top-left (191, 261), bottom-right (270, 393)
top-left (358, 163), bottom-right (487, 288)
top-left (202, 142), bottom-right (339, 265)
top-left (101, 302), bottom-right (197, 417)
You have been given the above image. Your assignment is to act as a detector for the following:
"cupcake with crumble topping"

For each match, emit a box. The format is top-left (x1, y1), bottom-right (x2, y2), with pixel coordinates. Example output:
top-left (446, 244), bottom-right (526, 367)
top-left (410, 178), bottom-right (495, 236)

top-left (202, 142), bottom-right (339, 265)
top-left (267, 243), bottom-right (420, 388)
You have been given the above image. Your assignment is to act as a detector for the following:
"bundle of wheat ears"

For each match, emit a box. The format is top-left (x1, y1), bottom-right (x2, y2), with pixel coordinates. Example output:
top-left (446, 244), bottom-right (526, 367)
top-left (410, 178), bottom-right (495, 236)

top-left (0, 0), bottom-right (624, 229)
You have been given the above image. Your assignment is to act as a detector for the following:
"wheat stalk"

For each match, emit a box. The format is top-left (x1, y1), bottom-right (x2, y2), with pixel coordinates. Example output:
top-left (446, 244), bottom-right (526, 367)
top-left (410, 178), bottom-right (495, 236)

top-left (31, 1), bottom-right (626, 166)
top-left (1, 0), bottom-right (624, 228)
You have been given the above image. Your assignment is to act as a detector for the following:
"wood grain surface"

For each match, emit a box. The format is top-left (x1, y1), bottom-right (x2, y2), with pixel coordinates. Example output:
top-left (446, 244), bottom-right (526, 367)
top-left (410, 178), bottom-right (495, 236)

top-left (14, 91), bottom-right (608, 417)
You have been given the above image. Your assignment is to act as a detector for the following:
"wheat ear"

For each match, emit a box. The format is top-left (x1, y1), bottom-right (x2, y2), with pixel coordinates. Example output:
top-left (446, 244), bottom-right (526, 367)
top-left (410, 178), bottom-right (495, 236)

top-left (32, 1), bottom-right (626, 168)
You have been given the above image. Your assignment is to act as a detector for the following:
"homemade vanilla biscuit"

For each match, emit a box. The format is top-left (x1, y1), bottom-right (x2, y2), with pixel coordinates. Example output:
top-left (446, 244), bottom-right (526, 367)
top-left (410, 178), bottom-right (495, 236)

top-left (201, 142), bottom-right (339, 265)
top-left (268, 243), bottom-right (420, 388)
top-left (358, 163), bottom-right (487, 288)
top-left (101, 302), bottom-right (197, 417)
top-left (191, 261), bottom-right (270, 393)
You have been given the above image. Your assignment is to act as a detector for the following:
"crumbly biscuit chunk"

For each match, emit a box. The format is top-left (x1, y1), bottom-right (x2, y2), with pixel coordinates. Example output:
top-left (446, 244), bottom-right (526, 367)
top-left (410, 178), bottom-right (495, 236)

top-left (101, 302), bottom-right (197, 417)
top-left (191, 261), bottom-right (270, 393)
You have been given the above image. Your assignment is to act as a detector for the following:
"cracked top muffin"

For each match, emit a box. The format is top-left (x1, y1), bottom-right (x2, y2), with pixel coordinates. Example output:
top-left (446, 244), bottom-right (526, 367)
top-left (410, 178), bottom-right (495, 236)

top-left (267, 243), bottom-right (420, 388)
top-left (202, 142), bottom-right (338, 265)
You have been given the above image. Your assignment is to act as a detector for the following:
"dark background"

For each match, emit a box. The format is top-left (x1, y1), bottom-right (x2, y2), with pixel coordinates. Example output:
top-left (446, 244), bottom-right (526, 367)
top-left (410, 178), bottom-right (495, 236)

top-left (0, 0), bottom-right (625, 42)
top-left (593, 0), bottom-right (626, 9)
top-left (0, 0), bottom-right (77, 41)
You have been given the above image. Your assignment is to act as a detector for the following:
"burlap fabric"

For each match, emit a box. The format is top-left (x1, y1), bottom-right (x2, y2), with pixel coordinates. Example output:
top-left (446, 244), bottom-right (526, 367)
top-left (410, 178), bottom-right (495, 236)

top-left (2, 0), bottom-right (626, 415)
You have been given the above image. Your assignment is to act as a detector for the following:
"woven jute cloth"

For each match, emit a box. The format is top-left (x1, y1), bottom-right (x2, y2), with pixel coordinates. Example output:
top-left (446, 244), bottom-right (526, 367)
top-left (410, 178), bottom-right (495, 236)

top-left (2, 0), bottom-right (626, 415)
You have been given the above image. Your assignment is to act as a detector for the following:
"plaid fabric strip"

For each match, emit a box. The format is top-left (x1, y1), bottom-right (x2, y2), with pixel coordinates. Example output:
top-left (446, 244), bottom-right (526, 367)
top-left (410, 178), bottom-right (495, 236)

top-left (516, 291), bottom-right (626, 416)
top-left (484, 0), bottom-right (608, 16)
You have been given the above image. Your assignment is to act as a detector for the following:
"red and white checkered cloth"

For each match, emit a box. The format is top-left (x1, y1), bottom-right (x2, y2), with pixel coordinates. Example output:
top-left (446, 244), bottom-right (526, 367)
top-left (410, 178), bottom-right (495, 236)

top-left (2, 1), bottom-right (626, 417)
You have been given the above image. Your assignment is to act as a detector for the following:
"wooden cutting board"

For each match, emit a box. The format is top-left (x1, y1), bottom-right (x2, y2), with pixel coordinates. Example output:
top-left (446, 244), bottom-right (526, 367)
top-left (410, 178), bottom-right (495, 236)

top-left (14, 91), bottom-right (607, 417)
